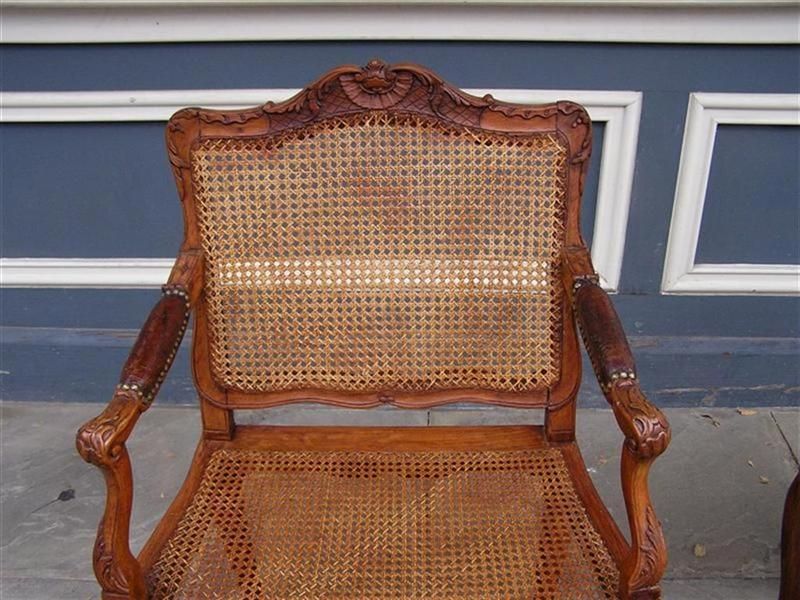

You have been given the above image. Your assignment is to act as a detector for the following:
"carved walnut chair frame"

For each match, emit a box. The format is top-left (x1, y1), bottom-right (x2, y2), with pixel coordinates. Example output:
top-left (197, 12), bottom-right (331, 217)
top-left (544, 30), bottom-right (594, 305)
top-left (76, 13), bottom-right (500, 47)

top-left (77, 60), bottom-right (670, 600)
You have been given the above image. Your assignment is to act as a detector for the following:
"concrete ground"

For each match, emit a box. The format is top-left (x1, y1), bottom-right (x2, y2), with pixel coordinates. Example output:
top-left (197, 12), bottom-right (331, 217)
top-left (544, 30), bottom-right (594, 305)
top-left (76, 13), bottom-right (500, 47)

top-left (1, 401), bottom-right (797, 599)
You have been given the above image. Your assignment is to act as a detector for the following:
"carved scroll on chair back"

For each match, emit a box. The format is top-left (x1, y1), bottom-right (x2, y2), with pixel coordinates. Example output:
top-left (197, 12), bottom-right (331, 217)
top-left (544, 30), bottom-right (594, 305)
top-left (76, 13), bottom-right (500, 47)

top-left (77, 60), bottom-right (671, 600)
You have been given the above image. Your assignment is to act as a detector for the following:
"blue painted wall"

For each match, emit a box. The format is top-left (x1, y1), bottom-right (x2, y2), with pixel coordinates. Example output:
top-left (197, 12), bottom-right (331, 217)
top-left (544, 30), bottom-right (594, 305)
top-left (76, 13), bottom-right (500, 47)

top-left (2, 123), bottom-right (182, 258)
top-left (2, 42), bottom-right (798, 407)
top-left (697, 125), bottom-right (800, 265)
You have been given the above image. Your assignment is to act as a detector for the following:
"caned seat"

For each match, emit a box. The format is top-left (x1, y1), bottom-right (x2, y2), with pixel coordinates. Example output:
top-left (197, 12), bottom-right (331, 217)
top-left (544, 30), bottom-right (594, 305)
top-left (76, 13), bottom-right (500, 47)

top-left (77, 61), bottom-right (671, 600)
top-left (145, 429), bottom-right (620, 599)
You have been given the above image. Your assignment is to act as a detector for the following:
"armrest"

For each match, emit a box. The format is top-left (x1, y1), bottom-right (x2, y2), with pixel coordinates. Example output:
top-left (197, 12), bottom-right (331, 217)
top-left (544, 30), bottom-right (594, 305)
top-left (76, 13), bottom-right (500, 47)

top-left (572, 279), bottom-right (669, 459)
top-left (562, 245), bottom-right (670, 458)
top-left (118, 285), bottom-right (191, 405)
top-left (76, 283), bottom-right (191, 599)
top-left (77, 284), bottom-right (191, 463)
top-left (563, 246), bottom-right (670, 599)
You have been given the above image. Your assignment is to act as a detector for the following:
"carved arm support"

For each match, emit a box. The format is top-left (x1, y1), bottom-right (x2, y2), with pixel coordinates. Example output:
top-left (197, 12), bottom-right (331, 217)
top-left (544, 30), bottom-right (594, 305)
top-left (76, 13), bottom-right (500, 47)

top-left (76, 252), bottom-right (198, 598)
top-left (563, 247), bottom-right (670, 599)
top-left (571, 278), bottom-right (670, 460)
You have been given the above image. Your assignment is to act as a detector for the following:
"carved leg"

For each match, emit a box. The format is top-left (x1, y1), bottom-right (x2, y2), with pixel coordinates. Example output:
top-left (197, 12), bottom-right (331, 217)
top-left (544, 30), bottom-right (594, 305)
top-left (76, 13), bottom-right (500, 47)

top-left (77, 395), bottom-right (148, 599)
top-left (93, 449), bottom-right (147, 599)
top-left (618, 445), bottom-right (667, 600)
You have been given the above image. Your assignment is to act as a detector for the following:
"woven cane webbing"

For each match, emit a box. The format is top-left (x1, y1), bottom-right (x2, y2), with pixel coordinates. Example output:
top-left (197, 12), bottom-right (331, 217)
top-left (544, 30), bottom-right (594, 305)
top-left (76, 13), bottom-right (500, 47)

top-left (147, 447), bottom-right (618, 599)
top-left (191, 111), bottom-right (569, 393)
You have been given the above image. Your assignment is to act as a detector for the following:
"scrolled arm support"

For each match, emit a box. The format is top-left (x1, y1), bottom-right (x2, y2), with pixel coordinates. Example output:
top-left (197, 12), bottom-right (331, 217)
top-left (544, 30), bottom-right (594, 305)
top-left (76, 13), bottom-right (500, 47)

top-left (76, 391), bottom-right (145, 469)
top-left (77, 283), bottom-right (191, 464)
top-left (609, 383), bottom-right (670, 460)
top-left (564, 247), bottom-right (670, 598)
top-left (77, 391), bottom-right (147, 598)
top-left (76, 279), bottom-right (193, 599)
top-left (565, 249), bottom-right (670, 460)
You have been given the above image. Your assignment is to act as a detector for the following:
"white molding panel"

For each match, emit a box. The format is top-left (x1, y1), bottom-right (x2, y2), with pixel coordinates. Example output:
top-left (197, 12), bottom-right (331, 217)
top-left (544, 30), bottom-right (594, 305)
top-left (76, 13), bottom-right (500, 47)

top-left (0, 90), bottom-right (303, 122)
top-left (0, 258), bottom-right (174, 288)
top-left (0, 88), bottom-right (642, 290)
top-left (662, 92), bottom-right (800, 296)
top-left (2, 1), bottom-right (797, 44)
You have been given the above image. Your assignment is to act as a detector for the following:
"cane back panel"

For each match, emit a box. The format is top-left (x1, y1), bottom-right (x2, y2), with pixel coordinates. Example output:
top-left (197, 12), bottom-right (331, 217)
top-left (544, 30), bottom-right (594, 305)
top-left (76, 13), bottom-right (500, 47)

top-left (191, 110), bottom-right (569, 395)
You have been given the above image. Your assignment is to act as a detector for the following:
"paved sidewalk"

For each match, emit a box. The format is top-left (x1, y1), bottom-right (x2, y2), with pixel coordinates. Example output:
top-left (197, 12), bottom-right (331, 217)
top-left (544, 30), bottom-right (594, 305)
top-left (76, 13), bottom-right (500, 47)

top-left (1, 401), bottom-right (797, 599)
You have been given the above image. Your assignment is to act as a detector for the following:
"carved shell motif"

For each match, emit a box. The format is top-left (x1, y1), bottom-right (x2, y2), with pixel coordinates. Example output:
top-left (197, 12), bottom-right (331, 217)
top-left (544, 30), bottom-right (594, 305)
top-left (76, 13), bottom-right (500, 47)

top-left (259, 59), bottom-right (566, 126)
top-left (340, 59), bottom-right (415, 109)
top-left (165, 58), bottom-right (594, 189)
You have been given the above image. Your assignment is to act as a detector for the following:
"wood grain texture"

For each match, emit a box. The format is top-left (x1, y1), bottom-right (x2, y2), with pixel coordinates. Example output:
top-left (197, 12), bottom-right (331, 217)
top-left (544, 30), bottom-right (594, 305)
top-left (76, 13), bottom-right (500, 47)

top-left (619, 446), bottom-right (669, 599)
top-left (227, 424), bottom-right (546, 452)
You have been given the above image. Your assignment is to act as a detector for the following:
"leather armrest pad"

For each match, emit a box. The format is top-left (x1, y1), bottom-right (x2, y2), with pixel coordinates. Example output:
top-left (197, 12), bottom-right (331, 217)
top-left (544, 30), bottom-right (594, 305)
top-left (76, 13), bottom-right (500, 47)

top-left (573, 281), bottom-right (636, 388)
top-left (118, 286), bottom-right (190, 402)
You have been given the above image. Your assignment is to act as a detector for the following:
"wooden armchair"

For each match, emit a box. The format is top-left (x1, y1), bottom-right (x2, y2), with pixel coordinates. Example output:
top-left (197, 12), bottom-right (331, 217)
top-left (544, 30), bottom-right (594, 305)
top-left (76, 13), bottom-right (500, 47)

top-left (77, 60), bottom-right (670, 600)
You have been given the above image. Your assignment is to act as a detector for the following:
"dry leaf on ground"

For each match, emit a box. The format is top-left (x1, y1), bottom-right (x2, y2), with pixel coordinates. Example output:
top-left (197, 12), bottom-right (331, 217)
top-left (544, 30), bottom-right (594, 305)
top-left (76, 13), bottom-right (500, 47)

top-left (699, 413), bottom-right (721, 427)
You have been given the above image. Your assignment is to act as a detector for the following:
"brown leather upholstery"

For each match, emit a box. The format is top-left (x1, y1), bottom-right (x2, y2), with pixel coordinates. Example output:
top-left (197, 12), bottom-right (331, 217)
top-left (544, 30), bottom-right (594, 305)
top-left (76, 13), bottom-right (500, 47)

top-left (118, 286), bottom-right (190, 403)
top-left (573, 279), bottom-right (636, 387)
